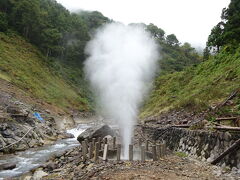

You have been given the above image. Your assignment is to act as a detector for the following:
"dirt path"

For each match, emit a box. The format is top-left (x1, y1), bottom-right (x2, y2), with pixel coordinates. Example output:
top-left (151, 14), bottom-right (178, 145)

top-left (42, 151), bottom-right (232, 180)
top-left (92, 156), bottom-right (219, 180)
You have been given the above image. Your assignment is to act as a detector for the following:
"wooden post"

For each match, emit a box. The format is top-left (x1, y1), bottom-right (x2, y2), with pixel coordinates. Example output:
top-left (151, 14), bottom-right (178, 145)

top-left (129, 144), bottom-right (133, 161)
top-left (117, 144), bottom-right (121, 161)
top-left (103, 144), bottom-right (108, 161)
top-left (92, 138), bottom-right (96, 146)
top-left (145, 140), bottom-right (149, 151)
top-left (113, 137), bottom-right (116, 149)
top-left (103, 137), bottom-right (108, 145)
top-left (85, 138), bottom-right (89, 146)
top-left (85, 139), bottom-right (89, 153)
top-left (89, 142), bottom-right (94, 159)
top-left (152, 145), bottom-right (157, 161)
top-left (82, 140), bottom-right (87, 161)
top-left (156, 144), bottom-right (161, 159)
top-left (211, 139), bottom-right (240, 165)
top-left (162, 142), bottom-right (166, 156)
top-left (139, 138), bottom-right (142, 147)
top-left (141, 145), bottom-right (146, 162)
top-left (98, 137), bottom-right (101, 150)
top-left (94, 142), bottom-right (99, 163)
top-left (160, 144), bottom-right (164, 157)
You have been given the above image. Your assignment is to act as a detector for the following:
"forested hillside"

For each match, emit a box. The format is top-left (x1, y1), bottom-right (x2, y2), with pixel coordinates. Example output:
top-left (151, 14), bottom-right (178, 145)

top-left (0, 0), bottom-right (203, 112)
top-left (142, 0), bottom-right (240, 118)
top-left (0, 0), bottom-right (110, 112)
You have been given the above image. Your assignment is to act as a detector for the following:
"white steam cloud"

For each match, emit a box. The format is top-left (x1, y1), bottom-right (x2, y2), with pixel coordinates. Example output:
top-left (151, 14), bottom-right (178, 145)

top-left (84, 23), bottom-right (159, 157)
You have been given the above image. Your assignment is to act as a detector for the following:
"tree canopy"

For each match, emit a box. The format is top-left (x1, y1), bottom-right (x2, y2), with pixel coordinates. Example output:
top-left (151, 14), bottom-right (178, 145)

top-left (206, 0), bottom-right (240, 53)
top-left (0, 0), bottom-right (200, 76)
top-left (144, 23), bottom-right (201, 74)
top-left (0, 0), bottom-right (110, 66)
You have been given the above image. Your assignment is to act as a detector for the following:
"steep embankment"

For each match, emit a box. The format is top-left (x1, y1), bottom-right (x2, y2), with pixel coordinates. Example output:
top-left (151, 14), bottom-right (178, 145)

top-left (0, 32), bottom-right (90, 112)
top-left (141, 48), bottom-right (240, 118)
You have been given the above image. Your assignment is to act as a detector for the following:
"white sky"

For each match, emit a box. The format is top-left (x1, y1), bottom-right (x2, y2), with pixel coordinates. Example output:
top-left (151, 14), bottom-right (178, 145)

top-left (56, 0), bottom-right (230, 48)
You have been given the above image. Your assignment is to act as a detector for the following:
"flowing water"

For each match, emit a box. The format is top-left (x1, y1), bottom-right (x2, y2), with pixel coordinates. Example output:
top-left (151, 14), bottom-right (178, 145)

top-left (0, 123), bottom-right (92, 179)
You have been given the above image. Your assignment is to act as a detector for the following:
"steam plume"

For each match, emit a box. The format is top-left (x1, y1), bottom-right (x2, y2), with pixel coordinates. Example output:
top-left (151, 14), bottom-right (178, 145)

top-left (84, 23), bottom-right (159, 157)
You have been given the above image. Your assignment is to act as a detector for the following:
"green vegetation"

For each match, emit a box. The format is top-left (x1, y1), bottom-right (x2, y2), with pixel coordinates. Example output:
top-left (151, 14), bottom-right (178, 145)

top-left (0, 0), bottom-right (200, 114)
top-left (175, 152), bottom-right (188, 158)
top-left (0, 0), bottom-right (110, 112)
top-left (141, 47), bottom-right (240, 117)
top-left (0, 32), bottom-right (90, 111)
top-left (146, 23), bottom-right (202, 74)
top-left (142, 0), bottom-right (240, 118)
top-left (2, 0), bottom-right (234, 117)
top-left (206, 0), bottom-right (240, 54)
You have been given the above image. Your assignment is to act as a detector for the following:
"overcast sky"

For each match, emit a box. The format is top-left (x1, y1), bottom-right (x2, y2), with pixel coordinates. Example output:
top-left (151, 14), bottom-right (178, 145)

top-left (56, 0), bottom-right (230, 48)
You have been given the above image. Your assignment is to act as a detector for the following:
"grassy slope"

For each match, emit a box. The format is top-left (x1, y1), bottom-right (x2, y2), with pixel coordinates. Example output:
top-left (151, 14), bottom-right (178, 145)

top-left (141, 47), bottom-right (240, 118)
top-left (0, 32), bottom-right (90, 111)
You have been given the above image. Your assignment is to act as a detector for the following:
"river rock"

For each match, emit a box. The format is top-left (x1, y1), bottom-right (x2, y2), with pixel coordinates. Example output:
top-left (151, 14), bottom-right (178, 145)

top-left (0, 163), bottom-right (16, 170)
top-left (0, 123), bottom-right (8, 131)
top-left (6, 106), bottom-right (22, 114)
top-left (32, 169), bottom-right (48, 180)
top-left (45, 162), bottom-right (58, 171)
top-left (77, 125), bottom-right (115, 143)
top-left (15, 143), bottom-right (28, 151)
top-left (2, 129), bottom-right (14, 138)
top-left (58, 132), bottom-right (74, 139)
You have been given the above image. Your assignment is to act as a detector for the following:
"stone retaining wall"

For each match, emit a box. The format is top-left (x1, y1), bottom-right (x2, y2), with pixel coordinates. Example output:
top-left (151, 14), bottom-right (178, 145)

top-left (143, 126), bottom-right (240, 168)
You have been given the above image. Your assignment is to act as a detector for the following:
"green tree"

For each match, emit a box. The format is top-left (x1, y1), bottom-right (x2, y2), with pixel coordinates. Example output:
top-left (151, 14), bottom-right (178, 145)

top-left (207, 0), bottom-right (240, 51)
top-left (79, 11), bottom-right (110, 30)
top-left (207, 23), bottom-right (224, 52)
top-left (9, 0), bottom-right (40, 38)
top-left (0, 12), bottom-right (8, 32)
top-left (166, 34), bottom-right (179, 46)
top-left (40, 28), bottom-right (62, 57)
top-left (147, 23), bottom-right (165, 40)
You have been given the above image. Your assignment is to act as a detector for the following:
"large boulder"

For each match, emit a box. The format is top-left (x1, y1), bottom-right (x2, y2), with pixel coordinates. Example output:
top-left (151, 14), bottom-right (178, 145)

top-left (77, 125), bottom-right (115, 143)
top-left (0, 163), bottom-right (16, 170)
top-left (6, 106), bottom-right (22, 114)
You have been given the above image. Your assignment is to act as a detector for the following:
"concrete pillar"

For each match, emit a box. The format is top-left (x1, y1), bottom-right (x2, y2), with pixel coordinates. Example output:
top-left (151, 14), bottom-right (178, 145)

top-left (103, 144), bottom-right (108, 161)
top-left (94, 142), bottom-right (100, 163)
top-left (117, 144), bottom-right (121, 161)
top-left (129, 144), bottom-right (133, 161)
top-left (89, 142), bottom-right (94, 159)
top-left (141, 145), bottom-right (145, 162)
top-left (152, 145), bottom-right (157, 161)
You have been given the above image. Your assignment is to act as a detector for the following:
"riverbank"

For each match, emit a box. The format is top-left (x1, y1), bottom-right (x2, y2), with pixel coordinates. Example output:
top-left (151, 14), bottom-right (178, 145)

top-left (0, 77), bottom-right (97, 154)
top-left (0, 123), bottom-right (93, 179)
